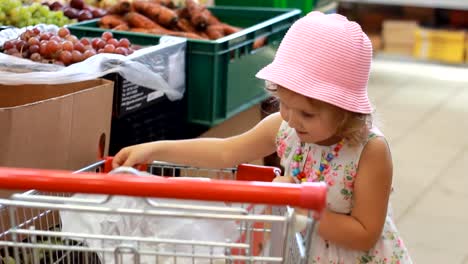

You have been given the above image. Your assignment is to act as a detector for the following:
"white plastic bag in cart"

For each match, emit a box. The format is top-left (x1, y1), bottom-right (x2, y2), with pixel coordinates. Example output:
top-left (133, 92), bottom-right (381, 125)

top-left (0, 24), bottom-right (186, 101)
top-left (60, 178), bottom-right (239, 264)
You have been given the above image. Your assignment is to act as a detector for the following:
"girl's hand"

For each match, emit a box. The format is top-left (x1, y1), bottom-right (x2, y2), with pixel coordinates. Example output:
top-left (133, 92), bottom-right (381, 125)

top-left (272, 175), bottom-right (296, 183)
top-left (112, 142), bottom-right (157, 168)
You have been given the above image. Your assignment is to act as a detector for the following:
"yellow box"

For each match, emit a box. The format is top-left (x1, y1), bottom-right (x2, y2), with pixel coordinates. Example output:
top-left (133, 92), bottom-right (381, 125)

top-left (466, 38), bottom-right (468, 64)
top-left (414, 28), bottom-right (466, 64)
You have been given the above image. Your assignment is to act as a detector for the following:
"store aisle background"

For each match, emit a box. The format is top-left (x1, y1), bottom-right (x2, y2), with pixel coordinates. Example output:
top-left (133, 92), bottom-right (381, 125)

top-left (368, 58), bottom-right (468, 263)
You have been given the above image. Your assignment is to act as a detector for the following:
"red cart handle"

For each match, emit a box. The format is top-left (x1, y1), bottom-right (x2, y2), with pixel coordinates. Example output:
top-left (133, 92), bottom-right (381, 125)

top-left (0, 167), bottom-right (326, 211)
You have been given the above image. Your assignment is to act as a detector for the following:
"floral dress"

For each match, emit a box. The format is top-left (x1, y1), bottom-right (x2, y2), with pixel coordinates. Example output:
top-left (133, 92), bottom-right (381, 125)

top-left (276, 121), bottom-right (412, 264)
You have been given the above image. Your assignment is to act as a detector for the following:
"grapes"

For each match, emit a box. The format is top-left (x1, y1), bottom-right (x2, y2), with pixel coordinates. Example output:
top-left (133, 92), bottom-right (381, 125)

top-left (70, 0), bottom-right (85, 10)
top-left (115, 47), bottom-right (128, 55)
top-left (83, 49), bottom-right (96, 60)
top-left (58, 51), bottom-right (72, 65)
top-left (107, 38), bottom-right (119, 47)
top-left (62, 41), bottom-right (74, 52)
top-left (46, 40), bottom-right (60, 54)
top-left (29, 44), bottom-right (40, 53)
top-left (103, 44), bottom-right (115, 53)
top-left (39, 33), bottom-right (50, 41)
top-left (77, 10), bottom-right (92, 22)
top-left (71, 50), bottom-right (83, 63)
top-left (2, 27), bottom-right (137, 65)
top-left (42, 0), bottom-right (107, 21)
top-left (73, 42), bottom-right (85, 53)
top-left (0, 0), bottom-right (73, 27)
top-left (15, 40), bottom-right (27, 51)
top-left (118, 38), bottom-right (130, 48)
top-left (63, 7), bottom-right (79, 19)
top-left (101, 32), bottom-right (113, 41)
top-left (95, 39), bottom-right (106, 49)
top-left (28, 37), bottom-right (40, 46)
top-left (58, 27), bottom-right (70, 38)
top-left (39, 43), bottom-right (48, 56)
top-left (30, 52), bottom-right (42, 61)
top-left (3, 41), bottom-right (14, 50)
top-left (80, 38), bottom-right (90, 46)
top-left (65, 35), bottom-right (79, 44)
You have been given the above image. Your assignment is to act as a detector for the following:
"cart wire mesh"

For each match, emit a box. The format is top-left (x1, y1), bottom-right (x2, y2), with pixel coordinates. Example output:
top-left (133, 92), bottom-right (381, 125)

top-left (0, 159), bottom-right (326, 264)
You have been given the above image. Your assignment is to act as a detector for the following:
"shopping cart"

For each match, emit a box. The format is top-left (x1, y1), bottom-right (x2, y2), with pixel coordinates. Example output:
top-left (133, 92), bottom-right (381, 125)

top-left (0, 158), bottom-right (326, 264)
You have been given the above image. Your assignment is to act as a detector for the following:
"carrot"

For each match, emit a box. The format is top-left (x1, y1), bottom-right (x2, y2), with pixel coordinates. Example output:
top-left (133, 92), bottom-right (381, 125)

top-left (133, 1), bottom-right (178, 28)
top-left (198, 31), bottom-right (209, 39)
top-left (204, 9), bottom-right (220, 25)
top-left (220, 23), bottom-right (241, 35)
top-left (125, 12), bottom-right (159, 29)
top-left (185, 0), bottom-right (209, 30)
top-left (170, 31), bottom-right (206, 39)
top-left (99, 15), bottom-right (128, 29)
top-left (253, 36), bottom-right (267, 49)
top-left (176, 18), bottom-right (197, 33)
top-left (175, 7), bottom-right (190, 19)
top-left (205, 24), bottom-right (224, 40)
top-left (130, 27), bottom-right (206, 39)
top-left (150, 0), bottom-right (175, 9)
top-left (108, 1), bottom-right (132, 15)
top-left (112, 24), bottom-right (130, 31)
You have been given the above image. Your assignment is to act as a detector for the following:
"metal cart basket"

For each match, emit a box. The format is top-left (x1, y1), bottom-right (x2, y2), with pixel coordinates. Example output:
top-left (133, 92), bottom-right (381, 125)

top-left (0, 158), bottom-right (326, 264)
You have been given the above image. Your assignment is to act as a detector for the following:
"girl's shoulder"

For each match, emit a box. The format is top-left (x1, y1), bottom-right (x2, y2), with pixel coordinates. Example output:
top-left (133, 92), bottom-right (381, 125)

top-left (368, 126), bottom-right (384, 140)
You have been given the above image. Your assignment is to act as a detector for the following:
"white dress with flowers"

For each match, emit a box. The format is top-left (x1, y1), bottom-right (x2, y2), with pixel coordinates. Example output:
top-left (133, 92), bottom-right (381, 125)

top-left (276, 121), bottom-right (412, 264)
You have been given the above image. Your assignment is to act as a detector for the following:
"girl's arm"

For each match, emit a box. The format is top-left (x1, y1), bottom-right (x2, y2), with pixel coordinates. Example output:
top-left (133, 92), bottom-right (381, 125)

top-left (317, 137), bottom-right (393, 251)
top-left (113, 112), bottom-right (283, 169)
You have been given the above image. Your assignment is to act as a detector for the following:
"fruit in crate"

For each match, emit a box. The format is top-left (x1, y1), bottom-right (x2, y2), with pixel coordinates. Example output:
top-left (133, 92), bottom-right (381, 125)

top-left (0, 0), bottom-right (73, 27)
top-left (1, 26), bottom-right (136, 65)
top-left (97, 0), bottom-right (266, 48)
top-left (41, 0), bottom-right (108, 21)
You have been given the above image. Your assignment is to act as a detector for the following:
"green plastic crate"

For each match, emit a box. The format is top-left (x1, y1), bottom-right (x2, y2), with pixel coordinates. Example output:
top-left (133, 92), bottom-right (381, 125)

top-left (68, 6), bottom-right (301, 126)
top-left (215, 0), bottom-right (315, 15)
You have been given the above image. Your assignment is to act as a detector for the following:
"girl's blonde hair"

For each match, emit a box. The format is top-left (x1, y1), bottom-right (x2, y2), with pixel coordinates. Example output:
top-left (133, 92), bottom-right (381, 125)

top-left (266, 81), bottom-right (373, 146)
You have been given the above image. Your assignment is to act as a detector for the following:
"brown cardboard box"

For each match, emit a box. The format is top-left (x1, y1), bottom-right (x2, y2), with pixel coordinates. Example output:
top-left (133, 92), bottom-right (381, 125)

top-left (0, 79), bottom-right (113, 234)
top-left (383, 44), bottom-right (415, 57)
top-left (382, 20), bottom-right (419, 57)
top-left (382, 20), bottom-right (419, 45)
top-left (0, 79), bottom-right (113, 171)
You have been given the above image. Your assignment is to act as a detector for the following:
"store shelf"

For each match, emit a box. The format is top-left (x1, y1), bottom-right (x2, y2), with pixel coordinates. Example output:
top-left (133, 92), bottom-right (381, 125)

top-left (339, 0), bottom-right (468, 10)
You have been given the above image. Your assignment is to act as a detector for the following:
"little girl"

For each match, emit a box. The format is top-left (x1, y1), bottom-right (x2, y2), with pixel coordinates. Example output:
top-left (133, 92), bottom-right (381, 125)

top-left (113, 12), bottom-right (412, 263)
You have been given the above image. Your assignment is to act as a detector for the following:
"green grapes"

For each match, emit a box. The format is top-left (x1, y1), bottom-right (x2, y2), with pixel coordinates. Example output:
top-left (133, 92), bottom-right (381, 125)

top-left (0, 0), bottom-right (75, 27)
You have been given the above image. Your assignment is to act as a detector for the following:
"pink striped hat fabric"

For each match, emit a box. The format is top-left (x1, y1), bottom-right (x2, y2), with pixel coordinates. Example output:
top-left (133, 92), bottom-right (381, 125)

top-left (256, 11), bottom-right (373, 114)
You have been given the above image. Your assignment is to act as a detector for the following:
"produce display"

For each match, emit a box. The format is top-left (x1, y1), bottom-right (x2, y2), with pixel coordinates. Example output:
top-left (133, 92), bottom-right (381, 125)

top-left (1, 26), bottom-right (136, 65)
top-left (98, 0), bottom-right (244, 40)
top-left (42, 0), bottom-right (108, 21)
top-left (0, 0), bottom-right (73, 27)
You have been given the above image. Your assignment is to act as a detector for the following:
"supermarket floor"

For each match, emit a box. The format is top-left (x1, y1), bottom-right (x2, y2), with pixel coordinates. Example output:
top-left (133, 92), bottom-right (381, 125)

top-left (368, 58), bottom-right (468, 263)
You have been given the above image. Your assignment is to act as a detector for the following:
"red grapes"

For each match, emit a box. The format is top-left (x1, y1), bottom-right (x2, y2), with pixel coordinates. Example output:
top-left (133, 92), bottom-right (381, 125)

top-left (2, 27), bottom-right (136, 66)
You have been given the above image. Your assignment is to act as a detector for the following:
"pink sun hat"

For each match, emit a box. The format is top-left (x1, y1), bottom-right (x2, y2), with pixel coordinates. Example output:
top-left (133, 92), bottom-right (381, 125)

top-left (256, 11), bottom-right (373, 114)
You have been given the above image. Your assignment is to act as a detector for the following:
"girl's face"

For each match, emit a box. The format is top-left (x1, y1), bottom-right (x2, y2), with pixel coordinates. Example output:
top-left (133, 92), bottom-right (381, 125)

top-left (277, 86), bottom-right (342, 145)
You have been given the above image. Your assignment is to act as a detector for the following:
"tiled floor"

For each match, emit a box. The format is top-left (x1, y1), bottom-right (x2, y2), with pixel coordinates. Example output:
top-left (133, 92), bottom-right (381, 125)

top-left (368, 59), bottom-right (468, 263)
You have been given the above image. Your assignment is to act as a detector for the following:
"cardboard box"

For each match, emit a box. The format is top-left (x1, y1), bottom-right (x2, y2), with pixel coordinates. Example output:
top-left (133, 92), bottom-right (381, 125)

top-left (383, 44), bottom-right (415, 57)
top-left (382, 20), bottom-right (419, 57)
top-left (0, 79), bottom-right (113, 172)
top-left (0, 79), bottom-right (113, 235)
top-left (382, 20), bottom-right (419, 45)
